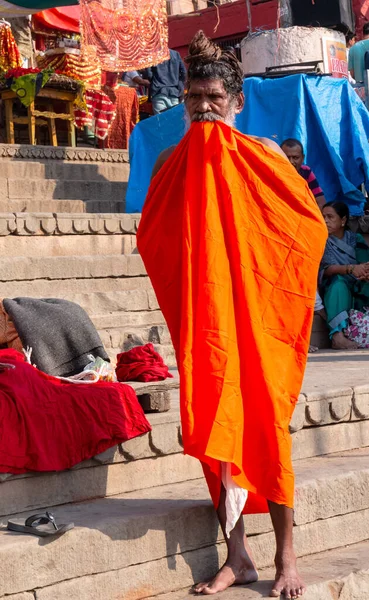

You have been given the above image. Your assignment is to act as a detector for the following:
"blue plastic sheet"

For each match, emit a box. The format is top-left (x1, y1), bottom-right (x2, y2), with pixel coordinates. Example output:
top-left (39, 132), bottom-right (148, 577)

top-left (126, 74), bottom-right (369, 216)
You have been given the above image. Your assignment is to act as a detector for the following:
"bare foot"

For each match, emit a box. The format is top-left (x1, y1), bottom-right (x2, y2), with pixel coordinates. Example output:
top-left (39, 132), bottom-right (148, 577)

top-left (194, 560), bottom-right (258, 595)
top-left (308, 345), bottom-right (318, 353)
top-left (332, 331), bottom-right (359, 351)
top-left (270, 552), bottom-right (306, 598)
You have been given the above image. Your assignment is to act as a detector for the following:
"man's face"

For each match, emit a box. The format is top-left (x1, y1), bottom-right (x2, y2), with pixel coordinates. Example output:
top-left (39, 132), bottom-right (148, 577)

top-left (281, 144), bottom-right (304, 171)
top-left (185, 79), bottom-right (244, 126)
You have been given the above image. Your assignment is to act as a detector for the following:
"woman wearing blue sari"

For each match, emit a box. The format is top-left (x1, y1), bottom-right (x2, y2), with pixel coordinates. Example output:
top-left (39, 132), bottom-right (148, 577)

top-left (320, 202), bottom-right (369, 349)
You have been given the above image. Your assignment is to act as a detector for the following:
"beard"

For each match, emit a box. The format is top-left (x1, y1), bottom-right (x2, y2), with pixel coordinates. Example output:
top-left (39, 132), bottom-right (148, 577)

top-left (184, 107), bottom-right (236, 132)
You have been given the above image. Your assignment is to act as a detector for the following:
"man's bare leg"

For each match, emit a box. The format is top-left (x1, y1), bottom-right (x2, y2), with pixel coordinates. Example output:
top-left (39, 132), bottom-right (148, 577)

top-left (194, 484), bottom-right (258, 595)
top-left (268, 502), bottom-right (306, 598)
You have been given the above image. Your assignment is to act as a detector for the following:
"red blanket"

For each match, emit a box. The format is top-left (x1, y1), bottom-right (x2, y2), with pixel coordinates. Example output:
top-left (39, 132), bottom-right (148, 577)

top-left (116, 343), bottom-right (173, 382)
top-left (0, 349), bottom-right (151, 474)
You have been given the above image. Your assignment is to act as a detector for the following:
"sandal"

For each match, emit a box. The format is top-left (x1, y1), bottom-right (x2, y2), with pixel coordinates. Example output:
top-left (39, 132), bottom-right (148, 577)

top-left (7, 511), bottom-right (74, 538)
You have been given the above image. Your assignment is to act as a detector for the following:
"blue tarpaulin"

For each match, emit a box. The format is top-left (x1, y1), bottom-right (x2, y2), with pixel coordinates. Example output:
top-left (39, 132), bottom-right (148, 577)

top-left (126, 74), bottom-right (369, 216)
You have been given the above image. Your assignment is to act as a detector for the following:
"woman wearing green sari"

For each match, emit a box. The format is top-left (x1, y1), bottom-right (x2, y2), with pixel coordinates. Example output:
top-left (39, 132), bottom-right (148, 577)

top-left (320, 202), bottom-right (369, 350)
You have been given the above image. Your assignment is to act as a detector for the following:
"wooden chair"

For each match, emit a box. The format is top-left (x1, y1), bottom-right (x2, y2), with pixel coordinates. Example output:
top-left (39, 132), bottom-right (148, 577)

top-left (1, 87), bottom-right (76, 146)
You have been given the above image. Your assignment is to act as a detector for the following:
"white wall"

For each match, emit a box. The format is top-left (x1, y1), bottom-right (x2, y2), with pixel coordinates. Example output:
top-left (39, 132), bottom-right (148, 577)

top-left (241, 26), bottom-right (346, 75)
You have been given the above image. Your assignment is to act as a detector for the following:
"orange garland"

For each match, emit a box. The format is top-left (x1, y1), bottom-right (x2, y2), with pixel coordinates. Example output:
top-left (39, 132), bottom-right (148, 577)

top-left (79, 0), bottom-right (169, 72)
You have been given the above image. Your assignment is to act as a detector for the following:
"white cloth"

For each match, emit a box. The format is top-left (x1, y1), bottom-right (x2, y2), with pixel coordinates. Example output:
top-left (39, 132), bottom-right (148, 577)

top-left (221, 462), bottom-right (248, 538)
top-left (315, 290), bottom-right (324, 312)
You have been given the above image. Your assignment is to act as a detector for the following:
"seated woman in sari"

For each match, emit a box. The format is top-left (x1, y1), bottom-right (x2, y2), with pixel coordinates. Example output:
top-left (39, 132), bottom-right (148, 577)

top-left (320, 202), bottom-right (369, 349)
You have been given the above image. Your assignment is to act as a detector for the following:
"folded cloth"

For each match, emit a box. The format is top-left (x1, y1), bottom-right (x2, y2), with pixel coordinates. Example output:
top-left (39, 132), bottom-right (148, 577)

top-left (0, 349), bottom-right (151, 474)
top-left (2, 297), bottom-right (109, 377)
top-left (116, 343), bottom-right (174, 382)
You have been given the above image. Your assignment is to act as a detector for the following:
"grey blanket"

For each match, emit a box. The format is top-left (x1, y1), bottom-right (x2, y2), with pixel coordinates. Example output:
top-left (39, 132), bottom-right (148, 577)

top-left (3, 297), bottom-right (109, 377)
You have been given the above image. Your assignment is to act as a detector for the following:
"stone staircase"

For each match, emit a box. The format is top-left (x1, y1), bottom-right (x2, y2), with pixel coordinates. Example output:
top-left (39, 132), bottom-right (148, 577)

top-left (0, 146), bottom-right (368, 600)
top-left (0, 211), bottom-right (175, 368)
top-left (0, 376), bottom-right (369, 600)
top-left (0, 143), bottom-right (129, 213)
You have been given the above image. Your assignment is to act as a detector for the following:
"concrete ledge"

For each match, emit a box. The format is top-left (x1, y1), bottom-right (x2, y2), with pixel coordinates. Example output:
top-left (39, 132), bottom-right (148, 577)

top-left (0, 403), bottom-right (368, 516)
top-left (0, 254), bottom-right (147, 281)
top-left (0, 213), bottom-right (140, 236)
top-left (0, 144), bottom-right (129, 163)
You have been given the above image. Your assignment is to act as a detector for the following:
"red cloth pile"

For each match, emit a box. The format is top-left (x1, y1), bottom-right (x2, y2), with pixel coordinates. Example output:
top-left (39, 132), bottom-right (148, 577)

top-left (0, 349), bottom-right (151, 474)
top-left (116, 343), bottom-right (173, 383)
top-left (74, 89), bottom-right (116, 140)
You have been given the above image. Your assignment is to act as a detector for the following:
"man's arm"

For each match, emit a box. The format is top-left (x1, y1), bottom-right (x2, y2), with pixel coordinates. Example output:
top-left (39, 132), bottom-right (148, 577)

top-left (348, 47), bottom-right (355, 80)
top-left (307, 169), bottom-right (326, 209)
top-left (132, 75), bottom-right (150, 87)
top-left (247, 136), bottom-right (288, 159)
top-left (257, 137), bottom-right (288, 158)
top-left (151, 146), bottom-right (176, 179)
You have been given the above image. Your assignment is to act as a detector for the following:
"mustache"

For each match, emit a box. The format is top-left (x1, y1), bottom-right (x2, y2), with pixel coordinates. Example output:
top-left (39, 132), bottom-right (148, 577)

top-left (191, 112), bottom-right (223, 122)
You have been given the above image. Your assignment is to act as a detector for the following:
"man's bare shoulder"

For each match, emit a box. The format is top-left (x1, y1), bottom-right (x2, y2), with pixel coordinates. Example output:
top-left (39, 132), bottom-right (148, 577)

top-left (152, 145), bottom-right (177, 179)
top-left (247, 135), bottom-right (287, 159)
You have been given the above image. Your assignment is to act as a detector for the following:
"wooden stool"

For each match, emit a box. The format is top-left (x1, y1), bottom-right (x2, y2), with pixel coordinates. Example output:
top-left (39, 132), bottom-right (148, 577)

top-left (1, 88), bottom-right (76, 146)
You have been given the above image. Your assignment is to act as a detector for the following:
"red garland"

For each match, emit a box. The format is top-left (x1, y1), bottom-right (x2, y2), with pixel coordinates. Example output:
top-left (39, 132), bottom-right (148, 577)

top-left (5, 67), bottom-right (41, 79)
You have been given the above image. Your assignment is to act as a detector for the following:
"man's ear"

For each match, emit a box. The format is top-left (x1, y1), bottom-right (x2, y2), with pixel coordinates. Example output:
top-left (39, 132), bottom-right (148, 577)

top-left (235, 92), bottom-right (245, 114)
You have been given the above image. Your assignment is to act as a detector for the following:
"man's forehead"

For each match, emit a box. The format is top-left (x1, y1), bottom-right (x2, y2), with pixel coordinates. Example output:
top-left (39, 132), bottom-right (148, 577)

top-left (283, 145), bottom-right (302, 154)
top-left (188, 79), bottom-right (227, 93)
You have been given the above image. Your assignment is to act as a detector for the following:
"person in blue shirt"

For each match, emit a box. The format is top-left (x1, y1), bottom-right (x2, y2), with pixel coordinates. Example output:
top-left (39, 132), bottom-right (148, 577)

top-left (349, 22), bottom-right (369, 83)
top-left (143, 49), bottom-right (186, 115)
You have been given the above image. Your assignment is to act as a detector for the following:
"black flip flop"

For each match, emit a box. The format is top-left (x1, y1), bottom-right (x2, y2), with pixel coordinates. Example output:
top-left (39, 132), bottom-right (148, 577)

top-left (7, 511), bottom-right (74, 538)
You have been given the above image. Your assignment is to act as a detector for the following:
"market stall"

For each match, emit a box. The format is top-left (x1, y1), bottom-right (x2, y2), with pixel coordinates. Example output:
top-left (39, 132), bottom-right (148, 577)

top-left (0, 8), bottom-right (114, 146)
top-left (0, 1), bottom-right (168, 147)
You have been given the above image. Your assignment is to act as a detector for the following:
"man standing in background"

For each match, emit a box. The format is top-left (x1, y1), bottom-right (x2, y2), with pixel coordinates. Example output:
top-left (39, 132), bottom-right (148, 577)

top-left (349, 22), bottom-right (369, 83)
top-left (143, 49), bottom-right (186, 115)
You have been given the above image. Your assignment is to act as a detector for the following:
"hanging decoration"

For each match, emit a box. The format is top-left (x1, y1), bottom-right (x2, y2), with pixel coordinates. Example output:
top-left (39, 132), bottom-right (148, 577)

top-left (79, 0), bottom-right (169, 72)
top-left (0, 22), bottom-right (22, 72)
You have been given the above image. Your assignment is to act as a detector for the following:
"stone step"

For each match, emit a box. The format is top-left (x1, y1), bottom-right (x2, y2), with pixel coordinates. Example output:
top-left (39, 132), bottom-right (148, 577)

top-left (146, 542), bottom-right (369, 600)
top-left (2, 374), bottom-right (368, 520)
top-left (310, 314), bottom-right (330, 350)
top-left (0, 448), bottom-right (368, 599)
top-left (0, 199), bottom-right (127, 213)
top-left (0, 254), bottom-right (146, 282)
top-left (0, 422), bottom-right (203, 520)
top-left (0, 389), bottom-right (188, 518)
top-left (0, 144), bottom-right (129, 177)
top-left (0, 158), bottom-right (129, 182)
top-left (0, 275), bottom-right (152, 297)
top-left (0, 178), bottom-right (126, 202)
top-left (0, 233), bottom-right (136, 257)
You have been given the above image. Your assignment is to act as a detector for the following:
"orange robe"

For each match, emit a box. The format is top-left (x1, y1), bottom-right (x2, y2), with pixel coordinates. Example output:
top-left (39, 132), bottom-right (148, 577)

top-left (137, 122), bottom-right (327, 513)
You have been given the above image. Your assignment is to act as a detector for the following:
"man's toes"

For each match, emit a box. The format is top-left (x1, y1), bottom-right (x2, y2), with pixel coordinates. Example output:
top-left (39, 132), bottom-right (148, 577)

top-left (269, 589), bottom-right (281, 598)
top-left (194, 582), bottom-right (209, 594)
top-left (202, 586), bottom-right (218, 596)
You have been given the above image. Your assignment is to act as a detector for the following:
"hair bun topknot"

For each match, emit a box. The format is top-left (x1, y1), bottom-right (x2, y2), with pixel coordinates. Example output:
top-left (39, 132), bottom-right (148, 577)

top-left (185, 30), bottom-right (244, 97)
top-left (185, 30), bottom-right (222, 64)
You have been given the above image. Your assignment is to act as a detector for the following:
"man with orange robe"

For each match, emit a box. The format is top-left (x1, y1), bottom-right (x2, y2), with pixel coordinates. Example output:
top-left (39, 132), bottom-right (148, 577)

top-left (137, 32), bottom-right (327, 599)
